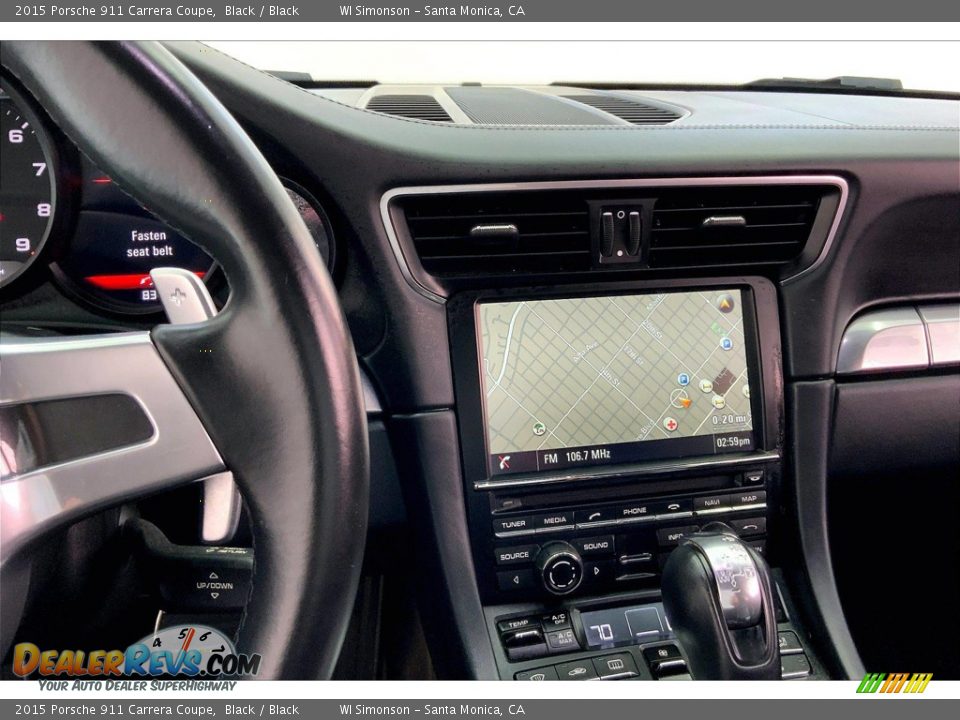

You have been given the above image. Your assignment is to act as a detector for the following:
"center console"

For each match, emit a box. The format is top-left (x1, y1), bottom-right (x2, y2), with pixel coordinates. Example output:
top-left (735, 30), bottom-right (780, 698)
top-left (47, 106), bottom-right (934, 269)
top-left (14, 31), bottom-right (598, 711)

top-left (449, 277), bottom-right (818, 680)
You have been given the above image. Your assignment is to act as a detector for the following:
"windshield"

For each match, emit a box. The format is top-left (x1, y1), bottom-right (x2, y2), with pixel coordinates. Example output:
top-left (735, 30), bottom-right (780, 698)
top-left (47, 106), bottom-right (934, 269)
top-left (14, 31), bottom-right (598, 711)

top-left (208, 41), bottom-right (959, 92)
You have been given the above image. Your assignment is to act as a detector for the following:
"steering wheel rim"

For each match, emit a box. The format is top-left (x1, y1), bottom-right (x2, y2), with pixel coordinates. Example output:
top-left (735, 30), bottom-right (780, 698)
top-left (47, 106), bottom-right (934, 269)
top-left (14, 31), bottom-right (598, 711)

top-left (0, 41), bottom-right (370, 679)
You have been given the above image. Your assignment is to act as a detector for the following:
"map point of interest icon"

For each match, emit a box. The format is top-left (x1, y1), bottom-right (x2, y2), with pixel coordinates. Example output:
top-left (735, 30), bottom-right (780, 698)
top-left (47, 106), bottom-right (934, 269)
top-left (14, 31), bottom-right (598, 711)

top-left (663, 417), bottom-right (678, 432)
top-left (720, 337), bottom-right (734, 351)
top-left (716, 293), bottom-right (736, 313)
top-left (677, 373), bottom-right (690, 386)
top-left (532, 422), bottom-right (546, 436)
top-left (699, 379), bottom-right (713, 393)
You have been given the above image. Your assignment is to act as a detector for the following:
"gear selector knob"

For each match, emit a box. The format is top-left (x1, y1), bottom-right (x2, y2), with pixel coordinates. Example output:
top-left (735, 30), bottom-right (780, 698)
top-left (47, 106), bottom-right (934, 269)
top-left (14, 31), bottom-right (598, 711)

top-left (661, 522), bottom-right (780, 680)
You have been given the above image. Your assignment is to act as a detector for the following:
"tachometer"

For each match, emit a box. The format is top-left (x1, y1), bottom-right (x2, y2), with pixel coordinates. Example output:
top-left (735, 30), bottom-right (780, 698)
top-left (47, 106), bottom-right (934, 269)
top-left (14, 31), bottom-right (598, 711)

top-left (0, 82), bottom-right (57, 289)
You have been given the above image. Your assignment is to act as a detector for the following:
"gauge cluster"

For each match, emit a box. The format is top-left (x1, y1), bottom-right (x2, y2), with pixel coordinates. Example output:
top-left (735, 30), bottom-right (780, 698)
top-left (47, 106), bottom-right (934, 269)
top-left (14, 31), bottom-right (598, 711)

top-left (0, 72), bottom-right (338, 317)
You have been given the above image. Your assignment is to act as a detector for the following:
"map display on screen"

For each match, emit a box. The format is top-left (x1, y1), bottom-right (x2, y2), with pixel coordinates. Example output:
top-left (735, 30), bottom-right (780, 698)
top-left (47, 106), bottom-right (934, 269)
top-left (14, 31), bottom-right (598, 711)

top-left (478, 289), bottom-right (755, 475)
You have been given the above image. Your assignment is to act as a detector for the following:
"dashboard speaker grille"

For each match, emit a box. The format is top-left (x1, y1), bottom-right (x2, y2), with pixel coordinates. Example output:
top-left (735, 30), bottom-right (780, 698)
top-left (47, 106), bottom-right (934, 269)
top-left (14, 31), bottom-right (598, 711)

top-left (400, 191), bottom-right (591, 275)
top-left (562, 94), bottom-right (683, 125)
top-left (648, 186), bottom-right (822, 267)
top-left (366, 95), bottom-right (453, 122)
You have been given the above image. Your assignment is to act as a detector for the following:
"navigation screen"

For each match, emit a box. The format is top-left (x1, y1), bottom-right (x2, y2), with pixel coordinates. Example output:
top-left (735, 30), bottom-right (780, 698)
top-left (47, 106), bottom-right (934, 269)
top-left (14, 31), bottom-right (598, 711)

top-left (478, 289), bottom-right (756, 476)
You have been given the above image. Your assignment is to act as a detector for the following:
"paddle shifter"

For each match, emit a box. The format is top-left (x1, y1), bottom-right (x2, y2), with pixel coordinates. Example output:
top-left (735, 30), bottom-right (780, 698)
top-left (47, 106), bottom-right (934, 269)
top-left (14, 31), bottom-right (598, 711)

top-left (661, 523), bottom-right (780, 680)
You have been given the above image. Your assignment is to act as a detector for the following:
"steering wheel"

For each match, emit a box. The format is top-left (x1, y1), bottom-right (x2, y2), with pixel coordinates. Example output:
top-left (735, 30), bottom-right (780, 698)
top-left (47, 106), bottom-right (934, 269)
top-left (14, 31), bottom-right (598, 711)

top-left (0, 42), bottom-right (369, 679)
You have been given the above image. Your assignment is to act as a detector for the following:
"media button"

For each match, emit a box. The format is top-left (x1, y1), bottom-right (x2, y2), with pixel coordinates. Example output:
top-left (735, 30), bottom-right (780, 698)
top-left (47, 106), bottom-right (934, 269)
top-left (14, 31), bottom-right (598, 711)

top-left (574, 535), bottom-right (615, 557)
top-left (533, 511), bottom-right (576, 533)
top-left (741, 469), bottom-right (766, 486)
top-left (493, 516), bottom-right (535, 536)
top-left (495, 544), bottom-right (540, 565)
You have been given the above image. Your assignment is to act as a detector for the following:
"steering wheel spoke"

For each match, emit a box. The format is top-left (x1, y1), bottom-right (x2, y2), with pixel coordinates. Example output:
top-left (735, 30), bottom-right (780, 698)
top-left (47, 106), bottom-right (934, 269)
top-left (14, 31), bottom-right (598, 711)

top-left (0, 332), bottom-right (226, 564)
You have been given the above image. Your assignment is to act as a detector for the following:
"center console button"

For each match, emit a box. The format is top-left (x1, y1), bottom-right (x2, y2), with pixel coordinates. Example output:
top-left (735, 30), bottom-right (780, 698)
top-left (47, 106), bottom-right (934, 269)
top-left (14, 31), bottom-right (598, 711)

top-left (777, 631), bottom-right (804, 656)
top-left (493, 516), bottom-right (535, 537)
top-left (593, 653), bottom-right (640, 680)
top-left (728, 490), bottom-right (767, 509)
top-left (584, 559), bottom-right (616, 585)
top-left (575, 506), bottom-right (619, 528)
top-left (693, 495), bottom-right (731, 514)
top-left (656, 498), bottom-right (694, 518)
top-left (555, 659), bottom-right (598, 680)
top-left (741, 469), bottom-right (766, 486)
top-left (501, 627), bottom-right (545, 648)
top-left (781, 653), bottom-right (812, 679)
top-left (730, 516), bottom-right (766, 537)
top-left (574, 535), bottom-right (615, 556)
top-left (495, 544), bottom-right (540, 565)
top-left (497, 616), bottom-right (539, 633)
top-left (657, 525), bottom-right (700, 547)
top-left (616, 501), bottom-right (659, 524)
top-left (643, 644), bottom-right (682, 663)
top-left (533, 511), bottom-right (576, 533)
top-left (514, 667), bottom-right (559, 681)
top-left (536, 541), bottom-right (584, 595)
top-left (497, 569), bottom-right (536, 591)
top-left (545, 628), bottom-right (580, 653)
top-left (618, 552), bottom-right (654, 566)
top-left (541, 611), bottom-right (572, 632)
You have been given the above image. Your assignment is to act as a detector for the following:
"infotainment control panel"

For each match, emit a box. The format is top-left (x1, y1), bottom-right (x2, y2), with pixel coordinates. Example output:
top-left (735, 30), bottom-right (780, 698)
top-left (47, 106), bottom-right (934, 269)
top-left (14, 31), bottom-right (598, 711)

top-left (449, 277), bottom-right (785, 608)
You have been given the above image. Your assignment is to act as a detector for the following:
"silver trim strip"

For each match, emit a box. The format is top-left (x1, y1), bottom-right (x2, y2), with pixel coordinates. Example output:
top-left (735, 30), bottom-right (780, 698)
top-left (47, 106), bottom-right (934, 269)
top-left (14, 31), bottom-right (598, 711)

top-left (151, 267), bottom-right (240, 546)
top-left (0, 333), bottom-right (225, 565)
top-left (918, 303), bottom-right (960, 366)
top-left (474, 451), bottom-right (780, 490)
top-left (837, 307), bottom-right (929, 375)
top-left (379, 175), bottom-right (849, 303)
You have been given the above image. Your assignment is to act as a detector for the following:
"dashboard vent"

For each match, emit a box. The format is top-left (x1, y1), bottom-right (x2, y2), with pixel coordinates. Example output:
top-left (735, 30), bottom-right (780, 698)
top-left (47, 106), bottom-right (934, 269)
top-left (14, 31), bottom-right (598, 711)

top-left (563, 94), bottom-right (683, 125)
top-left (648, 186), bottom-right (822, 267)
top-left (366, 95), bottom-right (453, 122)
top-left (400, 191), bottom-right (591, 275)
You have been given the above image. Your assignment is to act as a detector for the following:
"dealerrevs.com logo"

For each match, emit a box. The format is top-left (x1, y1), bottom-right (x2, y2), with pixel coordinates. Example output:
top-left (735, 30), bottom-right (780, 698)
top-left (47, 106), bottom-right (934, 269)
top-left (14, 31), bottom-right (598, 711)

top-left (14, 625), bottom-right (261, 680)
top-left (857, 673), bottom-right (933, 694)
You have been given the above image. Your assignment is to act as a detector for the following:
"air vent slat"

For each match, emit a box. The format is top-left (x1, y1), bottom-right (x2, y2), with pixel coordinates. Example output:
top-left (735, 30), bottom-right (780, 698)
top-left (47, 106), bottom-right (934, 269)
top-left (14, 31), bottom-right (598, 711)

top-left (400, 190), bottom-right (592, 276)
top-left (562, 94), bottom-right (683, 125)
top-left (648, 186), bottom-right (823, 268)
top-left (366, 94), bottom-right (453, 122)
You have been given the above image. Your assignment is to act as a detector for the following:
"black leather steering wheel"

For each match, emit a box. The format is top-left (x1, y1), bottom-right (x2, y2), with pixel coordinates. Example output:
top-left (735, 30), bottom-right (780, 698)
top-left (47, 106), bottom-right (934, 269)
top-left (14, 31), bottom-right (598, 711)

top-left (1, 41), bottom-right (369, 679)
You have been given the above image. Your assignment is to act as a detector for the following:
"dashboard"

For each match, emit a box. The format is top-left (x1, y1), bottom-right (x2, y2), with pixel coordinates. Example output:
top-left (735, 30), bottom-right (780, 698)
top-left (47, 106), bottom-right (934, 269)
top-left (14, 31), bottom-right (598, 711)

top-left (1, 42), bottom-right (958, 682)
top-left (1, 71), bottom-right (336, 317)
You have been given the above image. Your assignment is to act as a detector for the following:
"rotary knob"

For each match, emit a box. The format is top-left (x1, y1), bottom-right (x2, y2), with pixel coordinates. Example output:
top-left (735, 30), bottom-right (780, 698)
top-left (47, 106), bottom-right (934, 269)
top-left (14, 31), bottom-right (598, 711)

top-left (535, 541), bottom-right (583, 595)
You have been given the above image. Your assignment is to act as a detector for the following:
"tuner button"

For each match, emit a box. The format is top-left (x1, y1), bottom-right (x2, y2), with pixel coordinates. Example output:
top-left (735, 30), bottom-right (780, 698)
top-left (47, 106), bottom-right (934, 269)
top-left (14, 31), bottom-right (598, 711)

top-left (536, 541), bottom-right (584, 596)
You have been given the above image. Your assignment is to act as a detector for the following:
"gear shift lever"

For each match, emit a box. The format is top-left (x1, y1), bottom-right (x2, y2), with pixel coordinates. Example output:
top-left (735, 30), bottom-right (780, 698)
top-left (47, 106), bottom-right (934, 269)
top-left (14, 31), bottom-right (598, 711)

top-left (661, 522), bottom-right (780, 680)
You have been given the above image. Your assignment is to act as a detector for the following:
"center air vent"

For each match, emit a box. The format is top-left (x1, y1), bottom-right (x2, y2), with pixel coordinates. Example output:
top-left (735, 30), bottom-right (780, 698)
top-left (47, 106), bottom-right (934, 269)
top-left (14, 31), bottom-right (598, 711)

top-left (648, 186), bottom-right (823, 267)
top-left (400, 191), bottom-right (591, 275)
top-left (366, 95), bottom-right (453, 122)
top-left (563, 95), bottom-right (683, 125)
